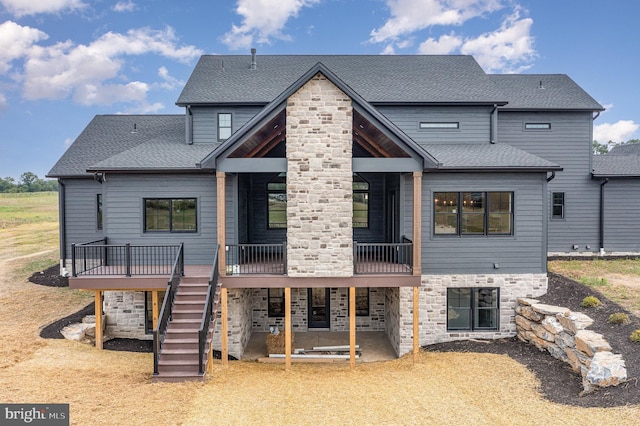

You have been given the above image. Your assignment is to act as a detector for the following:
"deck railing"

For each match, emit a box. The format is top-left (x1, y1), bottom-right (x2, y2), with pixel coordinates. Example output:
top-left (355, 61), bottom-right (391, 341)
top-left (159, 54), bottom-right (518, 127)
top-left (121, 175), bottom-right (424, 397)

top-left (153, 243), bottom-right (185, 376)
top-left (225, 243), bottom-right (286, 275)
top-left (71, 240), bottom-right (182, 277)
top-left (354, 237), bottom-right (413, 275)
top-left (199, 244), bottom-right (220, 375)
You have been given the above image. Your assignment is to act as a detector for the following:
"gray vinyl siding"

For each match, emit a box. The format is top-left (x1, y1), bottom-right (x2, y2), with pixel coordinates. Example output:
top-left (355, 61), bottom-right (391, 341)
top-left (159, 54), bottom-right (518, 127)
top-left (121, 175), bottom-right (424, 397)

top-left (497, 111), bottom-right (600, 253)
top-left (376, 105), bottom-right (492, 144)
top-left (240, 173), bottom-right (287, 244)
top-left (62, 178), bottom-right (104, 257)
top-left (353, 173), bottom-right (385, 243)
top-left (102, 174), bottom-right (217, 265)
top-left (423, 172), bottom-right (547, 274)
top-left (191, 106), bottom-right (263, 144)
top-left (603, 179), bottom-right (640, 252)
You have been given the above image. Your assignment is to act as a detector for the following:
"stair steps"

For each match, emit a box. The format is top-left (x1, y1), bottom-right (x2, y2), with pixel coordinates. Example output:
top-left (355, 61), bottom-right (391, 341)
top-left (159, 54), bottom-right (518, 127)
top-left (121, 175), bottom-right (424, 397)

top-left (152, 271), bottom-right (218, 383)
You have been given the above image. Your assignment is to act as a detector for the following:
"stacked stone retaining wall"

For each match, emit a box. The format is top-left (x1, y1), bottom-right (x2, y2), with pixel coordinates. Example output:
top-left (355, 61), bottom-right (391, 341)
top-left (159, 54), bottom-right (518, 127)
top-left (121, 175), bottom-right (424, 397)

top-left (516, 298), bottom-right (627, 394)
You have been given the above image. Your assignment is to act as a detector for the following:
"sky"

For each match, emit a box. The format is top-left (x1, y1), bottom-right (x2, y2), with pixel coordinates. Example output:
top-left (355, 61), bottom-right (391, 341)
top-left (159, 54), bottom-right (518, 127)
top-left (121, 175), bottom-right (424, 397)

top-left (0, 0), bottom-right (638, 180)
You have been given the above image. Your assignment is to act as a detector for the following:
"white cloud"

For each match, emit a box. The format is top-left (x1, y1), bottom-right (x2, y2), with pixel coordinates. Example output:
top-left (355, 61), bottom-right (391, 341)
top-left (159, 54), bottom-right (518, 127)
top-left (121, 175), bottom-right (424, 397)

top-left (594, 120), bottom-right (639, 143)
top-left (418, 33), bottom-right (463, 54)
top-left (0, 92), bottom-right (7, 110)
top-left (63, 137), bottom-right (73, 148)
top-left (0, 21), bottom-right (48, 73)
top-left (370, 0), bottom-right (502, 44)
top-left (0, 0), bottom-right (86, 17)
top-left (113, 1), bottom-right (136, 12)
top-left (459, 8), bottom-right (535, 73)
top-left (222, 0), bottom-right (321, 50)
top-left (157, 66), bottom-right (183, 90)
top-left (20, 27), bottom-right (202, 106)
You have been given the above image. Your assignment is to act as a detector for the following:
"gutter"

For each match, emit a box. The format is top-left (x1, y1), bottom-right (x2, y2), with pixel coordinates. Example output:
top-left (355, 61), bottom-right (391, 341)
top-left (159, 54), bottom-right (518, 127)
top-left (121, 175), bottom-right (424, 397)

top-left (58, 179), bottom-right (67, 276)
top-left (599, 178), bottom-right (609, 255)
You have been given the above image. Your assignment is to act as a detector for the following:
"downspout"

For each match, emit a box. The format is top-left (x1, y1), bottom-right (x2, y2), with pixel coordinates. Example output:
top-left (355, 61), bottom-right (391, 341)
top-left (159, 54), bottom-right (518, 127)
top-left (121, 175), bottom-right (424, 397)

top-left (490, 104), bottom-right (498, 144)
top-left (546, 171), bottom-right (556, 182)
top-left (599, 178), bottom-right (609, 256)
top-left (58, 179), bottom-right (67, 276)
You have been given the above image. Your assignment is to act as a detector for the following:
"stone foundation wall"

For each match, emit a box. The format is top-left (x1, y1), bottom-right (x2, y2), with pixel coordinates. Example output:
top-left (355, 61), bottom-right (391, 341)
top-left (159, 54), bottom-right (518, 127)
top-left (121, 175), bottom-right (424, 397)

top-left (103, 291), bottom-right (150, 340)
top-left (516, 298), bottom-right (627, 393)
top-left (385, 287), bottom-right (401, 356)
top-left (396, 273), bottom-right (548, 356)
top-left (212, 288), bottom-right (252, 359)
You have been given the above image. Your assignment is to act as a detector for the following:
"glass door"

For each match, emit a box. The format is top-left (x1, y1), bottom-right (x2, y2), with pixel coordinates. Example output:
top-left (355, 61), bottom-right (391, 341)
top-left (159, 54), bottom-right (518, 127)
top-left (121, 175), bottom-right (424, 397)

top-left (308, 288), bottom-right (330, 328)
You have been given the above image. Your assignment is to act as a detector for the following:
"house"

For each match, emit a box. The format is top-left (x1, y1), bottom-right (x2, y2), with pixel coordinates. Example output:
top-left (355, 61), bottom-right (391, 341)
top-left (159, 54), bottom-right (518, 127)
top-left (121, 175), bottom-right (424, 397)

top-left (48, 51), bottom-right (609, 381)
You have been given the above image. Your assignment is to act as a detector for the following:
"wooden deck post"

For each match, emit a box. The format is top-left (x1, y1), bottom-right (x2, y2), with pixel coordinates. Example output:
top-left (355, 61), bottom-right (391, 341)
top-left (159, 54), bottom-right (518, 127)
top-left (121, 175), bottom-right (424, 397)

top-left (412, 171), bottom-right (423, 363)
top-left (151, 290), bottom-right (159, 330)
top-left (412, 171), bottom-right (422, 276)
top-left (349, 286), bottom-right (356, 369)
top-left (413, 286), bottom-right (419, 363)
top-left (217, 172), bottom-right (226, 277)
top-left (94, 290), bottom-right (103, 350)
top-left (221, 287), bottom-right (228, 367)
top-left (285, 287), bottom-right (292, 371)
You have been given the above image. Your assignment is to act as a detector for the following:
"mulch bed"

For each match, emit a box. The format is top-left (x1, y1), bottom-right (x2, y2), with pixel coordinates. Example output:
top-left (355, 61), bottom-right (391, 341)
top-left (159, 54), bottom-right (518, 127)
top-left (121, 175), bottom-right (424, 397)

top-left (32, 265), bottom-right (639, 406)
top-left (425, 273), bottom-right (640, 408)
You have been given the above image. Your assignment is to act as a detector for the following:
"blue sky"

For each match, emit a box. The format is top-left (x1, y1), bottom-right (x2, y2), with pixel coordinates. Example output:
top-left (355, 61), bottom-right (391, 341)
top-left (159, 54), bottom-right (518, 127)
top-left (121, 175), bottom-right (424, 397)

top-left (0, 0), bottom-right (638, 180)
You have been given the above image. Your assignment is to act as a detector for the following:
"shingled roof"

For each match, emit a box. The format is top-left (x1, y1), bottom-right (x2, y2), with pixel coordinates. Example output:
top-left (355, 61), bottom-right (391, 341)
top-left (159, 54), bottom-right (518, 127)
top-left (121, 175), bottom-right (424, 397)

top-left (490, 74), bottom-right (604, 111)
top-left (177, 55), bottom-right (508, 105)
top-left (592, 151), bottom-right (640, 177)
top-left (47, 115), bottom-right (213, 177)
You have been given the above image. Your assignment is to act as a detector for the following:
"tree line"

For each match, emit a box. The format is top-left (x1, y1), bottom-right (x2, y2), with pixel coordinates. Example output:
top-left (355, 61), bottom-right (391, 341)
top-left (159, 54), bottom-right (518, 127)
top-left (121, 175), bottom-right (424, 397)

top-left (0, 172), bottom-right (58, 193)
top-left (593, 138), bottom-right (640, 155)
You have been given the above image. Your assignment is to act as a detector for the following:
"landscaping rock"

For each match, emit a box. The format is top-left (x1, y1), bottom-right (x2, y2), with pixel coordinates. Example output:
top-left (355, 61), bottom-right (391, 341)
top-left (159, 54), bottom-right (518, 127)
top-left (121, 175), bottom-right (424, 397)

top-left (517, 297), bottom-right (539, 306)
top-left (557, 312), bottom-right (594, 334)
top-left (575, 330), bottom-right (612, 357)
top-left (584, 352), bottom-right (627, 393)
top-left (531, 303), bottom-right (569, 316)
top-left (541, 316), bottom-right (563, 335)
top-left (61, 323), bottom-right (94, 341)
top-left (518, 305), bottom-right (544, 322)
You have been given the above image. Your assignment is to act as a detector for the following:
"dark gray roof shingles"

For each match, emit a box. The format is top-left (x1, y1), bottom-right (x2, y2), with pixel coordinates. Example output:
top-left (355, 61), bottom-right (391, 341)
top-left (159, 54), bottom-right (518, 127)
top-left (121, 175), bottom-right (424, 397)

top-left (490, 74), bottom-right (603, 110)
top-left (593, 153), bottom-right (640, 177)
top-left (47, 115), bottom-right (214, 177)
top-left (423, 143), bottom-right (560, 170)
top-left (177, 55), bottom-right (507, 105)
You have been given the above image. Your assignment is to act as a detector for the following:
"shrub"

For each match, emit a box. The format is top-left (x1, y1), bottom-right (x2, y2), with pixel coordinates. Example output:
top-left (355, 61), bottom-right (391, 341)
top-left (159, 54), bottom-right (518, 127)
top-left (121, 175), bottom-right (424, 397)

top-left (608, 312), bottom-right (630, 325)
top-left (631, 330), bottom-right (640, 343)
top-left (580, 296), bottom-right (601, 308)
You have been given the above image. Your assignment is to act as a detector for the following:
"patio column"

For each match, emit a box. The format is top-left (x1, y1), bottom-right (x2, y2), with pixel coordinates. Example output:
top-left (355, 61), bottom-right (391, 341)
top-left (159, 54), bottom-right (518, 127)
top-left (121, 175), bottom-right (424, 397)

top-left (94, 290), bottom-right (103, 350)
top-left (413, 171), bottom-right (422, 362)
top-left (285, 287), bottom-right (292, 371)
top-left (349, 286), bottom-right (356, 369)
top-left (151, 290), bottom-right (159, 330)
top-left (221, 287), bottom-right (228, 367)
top-left (217, 172), bottom-right (226, 277)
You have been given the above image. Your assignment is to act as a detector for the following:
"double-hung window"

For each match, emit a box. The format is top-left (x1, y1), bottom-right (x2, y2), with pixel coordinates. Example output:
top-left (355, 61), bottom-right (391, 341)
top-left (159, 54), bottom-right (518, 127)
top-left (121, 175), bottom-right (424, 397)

top-left (352, 174), bottom-right (369, 228)
top-left (552, 192), bottom-right (565, 219)
top-left (434, 192), bottom-right (513, 236)
top-left (447, 288), bottom-right (499, 331)
top-left (347, 287), bottom-right (370, 316)
top-left (218, 113), bottom-right (232, 141)
top-left (267, 174), bottom-right (287, 229)
top-left (268, 288), bottom-right (285, 317)
top-left (144, 198), bottom-right (197, 232)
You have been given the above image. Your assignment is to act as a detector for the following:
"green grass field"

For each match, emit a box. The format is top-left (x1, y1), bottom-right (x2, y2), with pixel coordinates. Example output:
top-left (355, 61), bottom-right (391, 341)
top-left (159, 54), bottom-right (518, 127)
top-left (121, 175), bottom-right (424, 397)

top-left (0, 192), bottom-right (59, 262)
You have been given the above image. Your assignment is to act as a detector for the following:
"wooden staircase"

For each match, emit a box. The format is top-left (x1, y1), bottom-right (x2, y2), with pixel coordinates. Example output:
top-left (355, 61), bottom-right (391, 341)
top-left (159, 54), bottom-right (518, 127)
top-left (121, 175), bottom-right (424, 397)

top-left (153, 273), bottom-right (217, 382)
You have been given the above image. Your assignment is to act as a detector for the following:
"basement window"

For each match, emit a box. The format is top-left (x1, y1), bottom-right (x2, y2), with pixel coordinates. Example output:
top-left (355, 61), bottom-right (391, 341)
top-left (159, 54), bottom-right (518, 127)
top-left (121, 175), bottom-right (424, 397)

top-left (447, 288), bottom-right (499, 331)
top-left (268, 288), bottom-right (285, 317)
top-left (348, 287), bottom-right (370, 316)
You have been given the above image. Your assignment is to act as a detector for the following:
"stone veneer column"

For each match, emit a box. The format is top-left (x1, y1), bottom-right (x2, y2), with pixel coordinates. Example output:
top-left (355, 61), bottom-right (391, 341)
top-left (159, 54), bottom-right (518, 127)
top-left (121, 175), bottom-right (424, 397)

top-left (286, 73), bottom-right (353, 277)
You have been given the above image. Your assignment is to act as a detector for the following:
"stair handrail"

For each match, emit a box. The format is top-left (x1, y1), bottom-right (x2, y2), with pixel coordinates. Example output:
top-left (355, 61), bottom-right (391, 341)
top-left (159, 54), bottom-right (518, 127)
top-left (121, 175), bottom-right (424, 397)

top-left (199, 244), bottom-right (220, 375)
top-left (152, 242), bottom-right (184, 375)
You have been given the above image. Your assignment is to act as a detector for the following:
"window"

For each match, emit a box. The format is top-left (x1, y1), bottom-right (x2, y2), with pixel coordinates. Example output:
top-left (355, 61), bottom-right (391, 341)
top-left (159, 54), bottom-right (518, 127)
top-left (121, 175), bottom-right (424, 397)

top-left (353, 174), bottom-right (369, 228)
top-left (434, 192), bottom-right (513, 236)
top-left (524, 122), bottom-right (551, 130)
top-left (268, 288), bottom-right (285, 317)
top-left (552, 192), bottom-right (565, 219)
top-left (145, 291), bottom-right (166, 333)
top-left (267, 174), bottom-right (287, 229)
top-left (447, 288), bottom-right (499, 331)
top-left (144, 198), bottom-right (197, 232)
top-left (419, 122), bottom-right (459, 129)
top-left (97, 194), bottom-right (103, 230)
top-left (218, 113), bottom-right (232, 141)
top-left (354, 287), bottom-right (370, 316)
